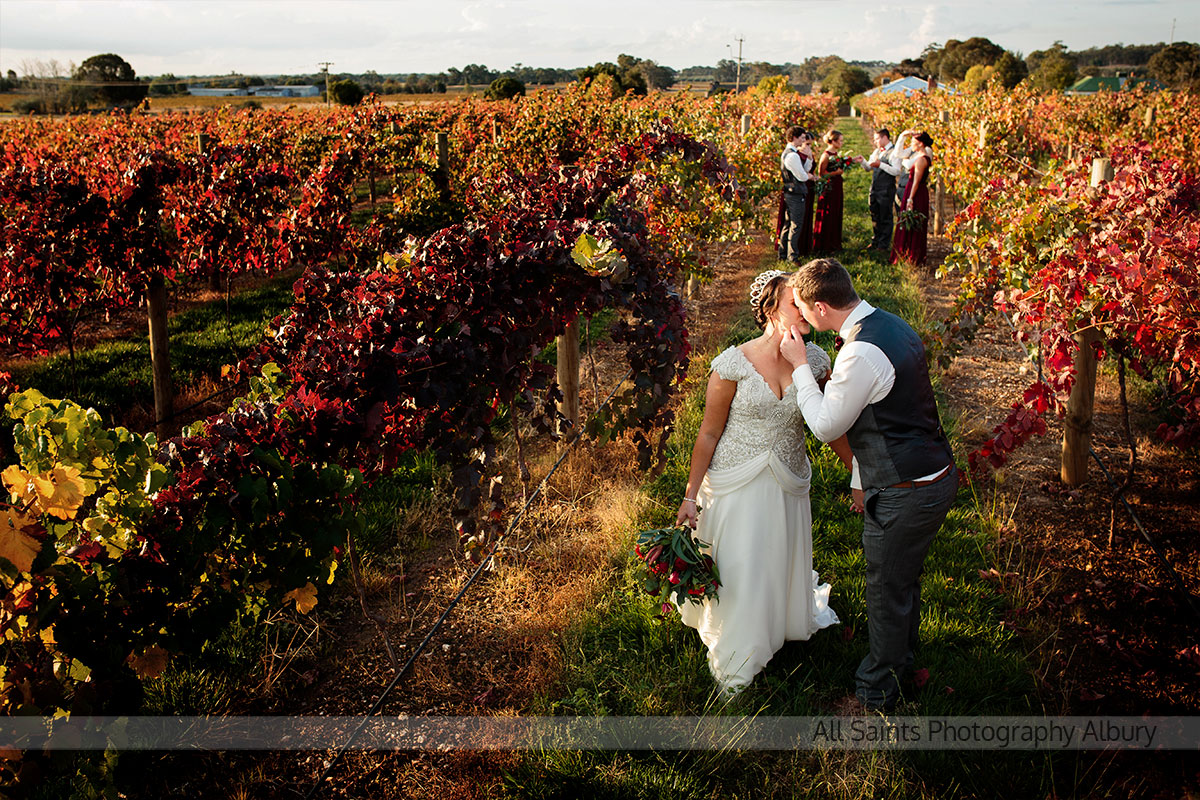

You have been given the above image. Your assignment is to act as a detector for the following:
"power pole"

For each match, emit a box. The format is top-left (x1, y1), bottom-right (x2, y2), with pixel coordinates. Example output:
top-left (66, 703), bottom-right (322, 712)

top-left (318, 61), bottom-right (333, 103)
top-left (733, 36), bottom-right (744, 93)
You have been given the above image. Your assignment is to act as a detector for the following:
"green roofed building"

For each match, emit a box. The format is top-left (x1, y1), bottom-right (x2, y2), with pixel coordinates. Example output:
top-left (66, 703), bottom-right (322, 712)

top-left (1065, 74), bottom-right (1165, 95)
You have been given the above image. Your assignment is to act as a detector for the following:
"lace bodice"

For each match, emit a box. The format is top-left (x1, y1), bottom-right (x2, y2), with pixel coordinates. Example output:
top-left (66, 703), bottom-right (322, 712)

top-left (707, 344), bottom-right (830, 477)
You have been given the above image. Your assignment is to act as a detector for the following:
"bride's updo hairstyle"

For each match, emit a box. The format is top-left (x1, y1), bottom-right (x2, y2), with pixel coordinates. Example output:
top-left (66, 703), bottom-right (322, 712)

top-left (750, 269), bottom-right (793, 329)
top-left (823, 129), bottom-right (843, 145)
top-left (787, 258), bottom-right (859, 309)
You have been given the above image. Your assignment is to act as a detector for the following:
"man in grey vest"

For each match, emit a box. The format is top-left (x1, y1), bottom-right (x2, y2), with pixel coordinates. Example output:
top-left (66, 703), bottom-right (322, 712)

top-left (779, 126), bottom-right (815, 262)
top-left (779, 258), bottom-right (958, 711)
top-left (860, 128), bottom-right (903, 251)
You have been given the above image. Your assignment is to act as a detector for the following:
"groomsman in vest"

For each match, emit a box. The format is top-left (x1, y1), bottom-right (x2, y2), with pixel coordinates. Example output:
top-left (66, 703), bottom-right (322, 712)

top-left (861, 128), bottom-right (903, 251)
top-left (779, 259), bottom-right (958, 712)
top-left (779, 126), bottom-right (816, 262)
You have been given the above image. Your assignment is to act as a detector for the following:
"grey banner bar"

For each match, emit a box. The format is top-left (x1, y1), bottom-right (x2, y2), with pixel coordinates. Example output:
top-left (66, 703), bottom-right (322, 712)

top-left (1, 716), bottom-right (1195, 752)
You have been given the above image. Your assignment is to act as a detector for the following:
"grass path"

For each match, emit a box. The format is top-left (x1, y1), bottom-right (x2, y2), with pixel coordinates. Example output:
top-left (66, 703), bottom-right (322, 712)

top-left (503, 120), bottom-right (1044, 799)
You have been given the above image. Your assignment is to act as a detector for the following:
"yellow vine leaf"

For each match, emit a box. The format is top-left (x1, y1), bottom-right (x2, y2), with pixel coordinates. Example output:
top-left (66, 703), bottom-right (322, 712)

top-left (1, 466), bottom-right (33, 505)
top-left (32, 465), bottom-right (88, 520)
top-left (283, 582), bottom-right (318, 614)
top-left (0, 507), bottom-right (41, 573)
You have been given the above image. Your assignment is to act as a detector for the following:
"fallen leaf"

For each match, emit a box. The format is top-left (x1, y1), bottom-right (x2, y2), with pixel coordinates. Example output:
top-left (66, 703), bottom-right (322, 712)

top-left (913, 668), bottom-right (930, 689)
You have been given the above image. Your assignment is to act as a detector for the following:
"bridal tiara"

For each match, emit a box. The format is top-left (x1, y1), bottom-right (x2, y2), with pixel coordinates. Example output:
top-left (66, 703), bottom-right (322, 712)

top-left (749, 269), bottom-right (790, 310)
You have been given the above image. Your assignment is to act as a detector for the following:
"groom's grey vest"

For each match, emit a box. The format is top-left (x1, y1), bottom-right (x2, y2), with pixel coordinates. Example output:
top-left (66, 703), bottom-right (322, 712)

top-left (844, 309), bottom-right (953, 489)
top-left (870, 143), bottom-right (896, 197)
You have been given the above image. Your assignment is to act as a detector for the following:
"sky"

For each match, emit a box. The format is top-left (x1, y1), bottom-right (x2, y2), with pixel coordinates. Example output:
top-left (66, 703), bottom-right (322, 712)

top-left (1, 0), bottom-right (1197, 78)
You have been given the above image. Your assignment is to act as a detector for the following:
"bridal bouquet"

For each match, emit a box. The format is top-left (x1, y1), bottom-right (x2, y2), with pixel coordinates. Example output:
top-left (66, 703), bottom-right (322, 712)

top-left (635, 525), bottom-right (721, 615)
top-left (896, 209), bottom-right (927, 231)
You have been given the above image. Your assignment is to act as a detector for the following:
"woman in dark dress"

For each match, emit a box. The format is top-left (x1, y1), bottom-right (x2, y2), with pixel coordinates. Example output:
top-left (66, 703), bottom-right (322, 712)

top-left (813, 130), bottom-right (859, 253)
top-left (890, 131), bottom-right (934, 267)
top-left (797, 135), bottom-right (818, 256)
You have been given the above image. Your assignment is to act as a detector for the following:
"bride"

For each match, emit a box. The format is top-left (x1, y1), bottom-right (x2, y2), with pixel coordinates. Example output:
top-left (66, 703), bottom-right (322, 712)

top-left (676, 269), bottom-right (848, 694)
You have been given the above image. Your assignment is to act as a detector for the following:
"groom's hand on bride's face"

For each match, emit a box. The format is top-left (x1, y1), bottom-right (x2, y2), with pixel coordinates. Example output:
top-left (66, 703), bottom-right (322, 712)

top-left (779, 325), bottom-right (809, 367)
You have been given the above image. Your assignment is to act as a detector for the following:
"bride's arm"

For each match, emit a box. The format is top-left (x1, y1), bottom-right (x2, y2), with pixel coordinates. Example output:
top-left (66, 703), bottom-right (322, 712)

top-left (676, 372), bottom-right (736, 527)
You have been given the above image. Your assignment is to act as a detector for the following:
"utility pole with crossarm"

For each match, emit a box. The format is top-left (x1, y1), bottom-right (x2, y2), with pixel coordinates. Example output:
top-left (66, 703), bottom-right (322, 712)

top-left (318, 61), bottom-right (333, 104)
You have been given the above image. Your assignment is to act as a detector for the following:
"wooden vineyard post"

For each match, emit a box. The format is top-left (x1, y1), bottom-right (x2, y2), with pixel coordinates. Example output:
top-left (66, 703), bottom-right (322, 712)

top-left (1061, 157), bottom-right (1114, 486)
top-left (740, 114), bottom-right (751, 136)
top-left (433, 131), bottom-right (450, 200)
top-left (685, 274), bottom-right (699, 300)
top-left (934, 110), bottom-right (951, 235)
top-left (147, 272), bottom-right (173, 442)
top-left (1144, 106), bottom-right (1156, 128)
top-left (556, 319), bottom-right (581, 439)
top-left (492, 117), bottom-right (499, 144)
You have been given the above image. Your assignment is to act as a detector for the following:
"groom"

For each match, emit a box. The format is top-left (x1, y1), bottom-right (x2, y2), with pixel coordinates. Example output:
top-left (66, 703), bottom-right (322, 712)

top-left (779, 258), bottom-right (957, 712)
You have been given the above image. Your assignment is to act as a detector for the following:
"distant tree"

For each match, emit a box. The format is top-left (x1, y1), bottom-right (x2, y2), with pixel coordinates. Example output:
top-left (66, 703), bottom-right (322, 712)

top-left (714, 59), bottom-right (738, 83)
top-left (822, 66), bottom-right (872, 103)
top-left (460, 64), bottom-right (497, 85)
top-left (923, 37), bottom-right (1004, 82)
top-left (577, 60), bottom-right (646, 96)
top-left (73, 53), bottom-right (148, 106)
top-left (1149, 42), bottom-right (1200, 89)
top-left (639, 61), bottom-right (677, 90)
top-left (329, 79), bottom-right (364, 105)
top-left (754, 74), bottom-right (791, 94)
top-left (992, 51), bottom-right (1028, 89)
top-left (486, 76), bottom-right (525, 100)
top-left (962, 64), bottom-right (997, 92)
top-left (148, 73), bottom-right (185, 97)
top-left (814, 55), bottom-right (848, 82)
top-left (1073, 42), bottom-right (1164, 68)
top-left (895, 58), bottom-right (925, 77)
top-left (1028, 42), bottom-right (1077, 91)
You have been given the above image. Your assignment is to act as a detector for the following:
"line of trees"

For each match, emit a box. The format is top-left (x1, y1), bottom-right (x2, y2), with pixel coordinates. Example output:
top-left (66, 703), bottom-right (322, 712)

top-left (917, 37), bottom-right (1199, 92)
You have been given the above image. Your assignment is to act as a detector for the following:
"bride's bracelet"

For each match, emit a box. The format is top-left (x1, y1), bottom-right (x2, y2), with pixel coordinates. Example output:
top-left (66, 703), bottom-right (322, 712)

top-left (682, 497), bottom-right (697, 504)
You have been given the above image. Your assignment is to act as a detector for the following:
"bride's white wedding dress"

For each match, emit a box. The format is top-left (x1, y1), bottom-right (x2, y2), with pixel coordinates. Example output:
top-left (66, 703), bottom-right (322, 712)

top-left (678, 343), bottom-right (840, 694)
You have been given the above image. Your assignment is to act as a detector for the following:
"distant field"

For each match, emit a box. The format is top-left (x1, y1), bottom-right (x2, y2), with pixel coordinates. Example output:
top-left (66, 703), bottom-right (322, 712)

top-left (0, 81), bottom-right (713, 116)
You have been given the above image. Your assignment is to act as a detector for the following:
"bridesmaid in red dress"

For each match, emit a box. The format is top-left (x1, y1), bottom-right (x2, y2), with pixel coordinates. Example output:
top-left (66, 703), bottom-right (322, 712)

top-left (797, 133), bottom-right (818, 256)
top-left (890, 131), bottom-right (934, 266)
top-left (813, 130), bottom-right (859, 253)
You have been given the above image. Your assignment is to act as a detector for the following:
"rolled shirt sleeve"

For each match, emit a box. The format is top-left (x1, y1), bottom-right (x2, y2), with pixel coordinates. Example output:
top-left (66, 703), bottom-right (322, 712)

top-left (783, 149), bottom-right (811, 182)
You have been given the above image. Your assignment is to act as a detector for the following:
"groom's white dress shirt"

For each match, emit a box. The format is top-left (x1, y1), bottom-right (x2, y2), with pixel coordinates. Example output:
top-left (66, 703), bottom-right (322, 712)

top-left (791, 300), bottom-right (948, 490)
top-left (782, 146), bottom-right (812, 182)
top-left (860, 142), bottom-right (903, 176)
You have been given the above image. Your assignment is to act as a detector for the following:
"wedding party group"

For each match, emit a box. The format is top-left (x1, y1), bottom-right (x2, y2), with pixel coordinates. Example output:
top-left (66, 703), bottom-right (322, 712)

top-left (776, 126), bottom-right (936, 267)
top-left (673, 259), bottom-right (957, 711)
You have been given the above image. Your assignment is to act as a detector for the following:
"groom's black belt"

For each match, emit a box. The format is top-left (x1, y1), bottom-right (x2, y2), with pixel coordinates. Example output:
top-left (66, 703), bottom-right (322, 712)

top-left (888, 466), bottom-right (953, 489)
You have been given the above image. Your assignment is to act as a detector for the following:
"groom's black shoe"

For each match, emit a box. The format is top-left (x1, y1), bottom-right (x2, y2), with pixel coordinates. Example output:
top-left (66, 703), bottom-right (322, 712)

top-left (834, 695), bottom-right (895, 716)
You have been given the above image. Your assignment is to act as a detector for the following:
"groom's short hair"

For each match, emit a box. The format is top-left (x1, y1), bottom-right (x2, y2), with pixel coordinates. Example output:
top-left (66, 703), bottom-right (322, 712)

top-left (788, 258), bottom-right (859, 309)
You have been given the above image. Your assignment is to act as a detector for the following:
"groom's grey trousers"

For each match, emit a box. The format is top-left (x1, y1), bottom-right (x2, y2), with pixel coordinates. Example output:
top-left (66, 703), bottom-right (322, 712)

top-left (856, 464), bottom-right (958, 709)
